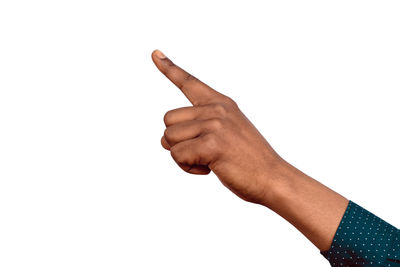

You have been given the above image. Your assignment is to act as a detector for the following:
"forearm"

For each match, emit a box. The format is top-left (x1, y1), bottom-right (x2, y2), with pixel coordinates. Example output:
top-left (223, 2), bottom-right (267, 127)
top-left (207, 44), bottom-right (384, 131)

top-left (262, 160), bottom-right (349, 252)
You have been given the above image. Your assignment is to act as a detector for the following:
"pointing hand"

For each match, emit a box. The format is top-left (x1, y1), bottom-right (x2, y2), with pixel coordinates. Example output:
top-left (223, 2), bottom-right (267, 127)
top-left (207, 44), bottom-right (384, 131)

top-left (152, 49), bottom-right (284, 205)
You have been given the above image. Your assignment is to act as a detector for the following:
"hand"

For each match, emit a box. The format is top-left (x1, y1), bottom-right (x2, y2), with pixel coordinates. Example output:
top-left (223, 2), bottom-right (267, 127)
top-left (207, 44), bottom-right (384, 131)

top-left (152, 49), bottom-right (285, 205)
top-left (152, 49), bottom-right (349, 252)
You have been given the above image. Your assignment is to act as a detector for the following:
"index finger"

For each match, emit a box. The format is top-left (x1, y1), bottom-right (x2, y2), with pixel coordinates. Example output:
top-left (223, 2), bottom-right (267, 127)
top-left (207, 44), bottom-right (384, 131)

top-left (151, 49), bottom-right (223, 106)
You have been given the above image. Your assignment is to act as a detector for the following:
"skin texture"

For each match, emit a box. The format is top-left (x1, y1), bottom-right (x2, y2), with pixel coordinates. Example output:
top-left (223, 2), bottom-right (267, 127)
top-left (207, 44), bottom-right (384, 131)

top-left (152, 49), bottom-right (349, 252)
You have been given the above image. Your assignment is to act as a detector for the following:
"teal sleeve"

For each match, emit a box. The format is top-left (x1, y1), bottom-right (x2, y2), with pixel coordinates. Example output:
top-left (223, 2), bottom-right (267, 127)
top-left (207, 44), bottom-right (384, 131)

top-left (320, 200), bottom-right (400, 266)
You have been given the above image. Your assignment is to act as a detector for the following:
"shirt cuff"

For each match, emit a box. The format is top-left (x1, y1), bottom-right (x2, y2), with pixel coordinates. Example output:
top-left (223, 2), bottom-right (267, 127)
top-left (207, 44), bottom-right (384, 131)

top-left (320, 200), bottom-right (400, 266)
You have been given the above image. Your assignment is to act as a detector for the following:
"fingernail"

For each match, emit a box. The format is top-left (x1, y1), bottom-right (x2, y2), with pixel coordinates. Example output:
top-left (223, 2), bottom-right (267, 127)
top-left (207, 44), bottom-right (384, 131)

top-left (154, 49), bottom-right (167, 59)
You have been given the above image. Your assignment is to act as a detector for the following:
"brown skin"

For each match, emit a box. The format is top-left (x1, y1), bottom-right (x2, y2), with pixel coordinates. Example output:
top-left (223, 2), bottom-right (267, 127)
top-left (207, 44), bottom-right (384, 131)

top-left (152, 49), bottom-right (349, 252)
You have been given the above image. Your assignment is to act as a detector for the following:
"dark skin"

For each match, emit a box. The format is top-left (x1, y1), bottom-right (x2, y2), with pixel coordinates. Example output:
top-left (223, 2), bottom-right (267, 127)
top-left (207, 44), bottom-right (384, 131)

top-left (152, 49), bottom-right (349, 252)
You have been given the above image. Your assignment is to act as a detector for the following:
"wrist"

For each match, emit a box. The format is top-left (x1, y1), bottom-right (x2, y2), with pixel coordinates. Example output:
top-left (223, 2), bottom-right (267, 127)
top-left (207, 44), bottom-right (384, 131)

top-left (258, 160), bottom-right (298, 208)
top-left (258, 160), bottom-right (349, 251)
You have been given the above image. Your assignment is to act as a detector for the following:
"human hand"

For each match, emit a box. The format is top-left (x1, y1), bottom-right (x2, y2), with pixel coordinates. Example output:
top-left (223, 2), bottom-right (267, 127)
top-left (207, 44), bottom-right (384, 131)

top-left (152, 49), bottom-right (286, 205)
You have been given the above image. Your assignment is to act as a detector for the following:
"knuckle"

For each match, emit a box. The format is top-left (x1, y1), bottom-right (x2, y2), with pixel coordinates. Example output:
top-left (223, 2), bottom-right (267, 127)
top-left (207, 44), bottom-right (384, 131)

top-left (160, 136), bottom-right (168, 148)
top-left (208, 118), bottom-right (224, 129)
top-left (162, 59), bottom-right (176, 75)
top-left (170, 146), bottom-right (180, 161)
top-left (164, 127), bottom-right (172, 141)
top-left (224, 96), bottom-right (239, 109)
top-left (179, 73), bottom-right (198, 90)
top-left (170, 146), bottom-right (185, 163)
top-left (202, 134), bottom-right (219, 151)
top-left (212, 103), bottom-right (228, 117)
top-left (165, 59), bottom-right (175, 68)
top-left (163, 111), bottom-right (173, 126)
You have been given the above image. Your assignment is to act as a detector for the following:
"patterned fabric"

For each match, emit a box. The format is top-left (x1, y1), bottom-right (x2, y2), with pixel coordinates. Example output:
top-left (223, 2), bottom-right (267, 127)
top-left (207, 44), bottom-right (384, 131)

top-left (320, 200), bottom-right (400, 266)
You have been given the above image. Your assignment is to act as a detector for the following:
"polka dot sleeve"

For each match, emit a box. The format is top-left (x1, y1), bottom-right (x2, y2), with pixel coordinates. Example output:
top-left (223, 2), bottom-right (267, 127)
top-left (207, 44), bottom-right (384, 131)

top-left (320, 200), bottom-right (400, 266)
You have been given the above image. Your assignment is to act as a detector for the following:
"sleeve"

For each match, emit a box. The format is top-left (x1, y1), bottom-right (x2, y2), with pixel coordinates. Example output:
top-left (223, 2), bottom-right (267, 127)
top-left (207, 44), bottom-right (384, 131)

top-left (320, 200), bottom-right (400, 266)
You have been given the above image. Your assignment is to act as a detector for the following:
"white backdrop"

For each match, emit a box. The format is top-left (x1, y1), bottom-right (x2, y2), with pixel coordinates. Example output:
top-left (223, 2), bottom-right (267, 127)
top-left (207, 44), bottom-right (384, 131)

top-left (1, 1), bottom-right (399, 266)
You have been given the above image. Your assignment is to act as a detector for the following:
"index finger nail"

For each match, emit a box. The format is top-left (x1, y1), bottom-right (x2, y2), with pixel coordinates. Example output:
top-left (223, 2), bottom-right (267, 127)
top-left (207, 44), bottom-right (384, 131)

top-left (154, 49), bottom-right (167, 59)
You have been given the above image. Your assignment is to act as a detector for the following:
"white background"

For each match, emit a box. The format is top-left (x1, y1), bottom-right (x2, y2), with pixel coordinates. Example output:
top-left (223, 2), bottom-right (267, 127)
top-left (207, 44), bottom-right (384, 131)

top-left (1, 1), bottom-right (399, 266)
